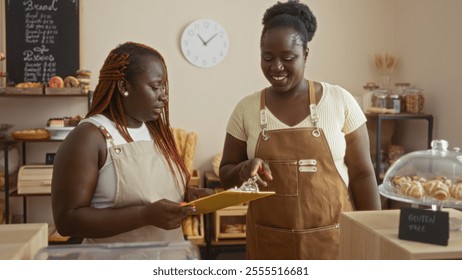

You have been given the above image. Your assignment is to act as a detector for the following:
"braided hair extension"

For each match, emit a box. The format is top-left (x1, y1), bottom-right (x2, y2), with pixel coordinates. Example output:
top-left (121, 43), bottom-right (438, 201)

top-left (261, 0), bottom-right (317, 51)
top-left (87, 42), bottom-right (190, 189)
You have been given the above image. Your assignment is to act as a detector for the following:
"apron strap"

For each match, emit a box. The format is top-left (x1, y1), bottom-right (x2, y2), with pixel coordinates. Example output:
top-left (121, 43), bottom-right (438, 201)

top-left (259, 81), bottom-right (321, 140)
top-left (260, 90), bottom-right (269, 141)
top-left (308, 80), bottom-right (321, 137)
top-left (96, 125), bottom-right (121, 154)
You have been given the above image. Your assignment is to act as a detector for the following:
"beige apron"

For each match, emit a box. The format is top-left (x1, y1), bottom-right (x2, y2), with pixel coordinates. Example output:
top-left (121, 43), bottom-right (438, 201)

top-left (246, 81), bottom-right (353, 259)
top-left (83, 125), bottom-right (185, 244)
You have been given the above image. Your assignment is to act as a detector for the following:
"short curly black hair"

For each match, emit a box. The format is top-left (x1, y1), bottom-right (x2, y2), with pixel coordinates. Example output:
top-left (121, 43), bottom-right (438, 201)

top-left (261, 0), bottom-right (317, 51)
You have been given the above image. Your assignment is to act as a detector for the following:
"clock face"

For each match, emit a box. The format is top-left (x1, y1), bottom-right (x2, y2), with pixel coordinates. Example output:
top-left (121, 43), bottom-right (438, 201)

top-left (181, 19), bottom-right (229, 68)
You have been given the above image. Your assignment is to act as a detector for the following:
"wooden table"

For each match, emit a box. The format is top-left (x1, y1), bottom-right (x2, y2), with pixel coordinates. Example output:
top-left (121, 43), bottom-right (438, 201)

top-left (339, 209), bottom-right (462, 259)
top-left (0, 223), bottom-right (48, 259)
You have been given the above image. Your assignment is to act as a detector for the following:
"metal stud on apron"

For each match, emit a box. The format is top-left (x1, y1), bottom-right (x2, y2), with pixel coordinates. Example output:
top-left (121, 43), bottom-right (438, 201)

top-left (246, 81), bottom-right (353, 259)
top-left (83, 125), bottom-right (185, 244)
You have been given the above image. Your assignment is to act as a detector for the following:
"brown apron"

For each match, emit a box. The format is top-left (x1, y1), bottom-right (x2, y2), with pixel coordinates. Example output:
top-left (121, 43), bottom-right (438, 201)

top-left (83, 125), bottom-right (185, 244)
top-left (246, 80), bottom-right (353, 259)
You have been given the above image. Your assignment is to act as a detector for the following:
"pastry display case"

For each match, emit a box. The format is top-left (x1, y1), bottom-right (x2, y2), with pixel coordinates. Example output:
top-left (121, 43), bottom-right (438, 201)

top-left (379, 139), bottom-right (462, 209)
top-left (34, 241), bottom-right (200, 260)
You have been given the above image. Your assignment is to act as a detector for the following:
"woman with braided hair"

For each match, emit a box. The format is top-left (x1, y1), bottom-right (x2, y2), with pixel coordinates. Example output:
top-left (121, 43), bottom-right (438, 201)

top-left (52, 42), bottom-right (213, 244)
top-left (219, 0), bottom-right (381, 259)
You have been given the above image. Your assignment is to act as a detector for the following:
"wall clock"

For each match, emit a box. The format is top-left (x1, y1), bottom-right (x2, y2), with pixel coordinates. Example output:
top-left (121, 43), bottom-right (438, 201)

top-left (180, 19), bottom-right (229, 68)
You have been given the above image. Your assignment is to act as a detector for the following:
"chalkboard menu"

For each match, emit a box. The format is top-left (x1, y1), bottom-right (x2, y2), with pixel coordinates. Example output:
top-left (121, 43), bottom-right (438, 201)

top-left (5, 0), bottom-right (80, 84)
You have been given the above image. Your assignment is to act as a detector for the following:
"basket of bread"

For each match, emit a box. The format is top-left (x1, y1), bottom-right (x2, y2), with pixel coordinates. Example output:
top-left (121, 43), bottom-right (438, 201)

top-left (379, 139), bottom-right (462, 208)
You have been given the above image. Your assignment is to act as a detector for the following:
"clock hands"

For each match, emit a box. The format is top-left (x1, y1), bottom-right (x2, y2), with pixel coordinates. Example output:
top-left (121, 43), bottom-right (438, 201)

top-left (204, 33), bottom-right (218, 45)
top-left (197, 34), bottom-right (207, 46)
top-left (197, 33), bottom-right (219, 46)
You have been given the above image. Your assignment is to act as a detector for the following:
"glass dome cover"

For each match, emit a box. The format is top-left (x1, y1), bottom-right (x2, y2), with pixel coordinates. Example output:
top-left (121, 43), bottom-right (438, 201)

top-left (379, 139), bottom-right (462, 208)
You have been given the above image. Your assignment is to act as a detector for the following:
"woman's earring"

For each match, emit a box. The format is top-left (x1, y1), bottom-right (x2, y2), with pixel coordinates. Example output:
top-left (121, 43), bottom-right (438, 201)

top-left (123, 91), bottom-right (129, 97)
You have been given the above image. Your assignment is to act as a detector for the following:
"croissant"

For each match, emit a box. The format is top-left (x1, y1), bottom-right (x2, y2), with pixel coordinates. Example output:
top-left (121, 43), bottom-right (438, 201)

top-left (449, 183), bottom-right (462, 200)
top-left (399, 181), bottom-right (424, 199)
top-left (392, 175), bottom-right (410, 186)
top-left (411, 175), bottom-right (427, 184)
top-left (433, 175), bottom-right (452, 186)
top-left (423, 180), bottom-right (450, 200)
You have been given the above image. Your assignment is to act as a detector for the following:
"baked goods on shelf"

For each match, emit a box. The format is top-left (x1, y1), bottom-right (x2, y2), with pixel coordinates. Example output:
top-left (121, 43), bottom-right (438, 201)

top-left (48, 76), bottom-right (64, 88)
top-left (63, 76), bottom-right (80, 88)
top-left (15, 82), bottom-right (42, 88)
top-left (47, 115), bottom-right (82, 127)
top-left (76, 69), bottom-right (92, 93)
top-left (222, 223), bottom-right (246, 234)
top-left (11, 128), bottom-right (50, 140)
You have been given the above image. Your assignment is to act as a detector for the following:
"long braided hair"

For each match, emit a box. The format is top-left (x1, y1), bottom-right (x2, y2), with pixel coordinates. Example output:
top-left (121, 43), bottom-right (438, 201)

top-left (86, 42), bottom-right (190, 189)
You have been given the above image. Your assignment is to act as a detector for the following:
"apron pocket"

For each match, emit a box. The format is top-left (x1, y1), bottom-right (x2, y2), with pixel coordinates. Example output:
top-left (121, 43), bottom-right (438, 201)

top-left (255, 223), bottom-right (340, 260)
top-left (263, 159), bottom-right (298, 196)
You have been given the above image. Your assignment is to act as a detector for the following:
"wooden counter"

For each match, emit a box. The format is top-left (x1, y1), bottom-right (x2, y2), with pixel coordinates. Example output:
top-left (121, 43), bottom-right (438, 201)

top-left (0, 223), bottom-right (48, 260)
top-left (339, 209), bottom-right (462, 259)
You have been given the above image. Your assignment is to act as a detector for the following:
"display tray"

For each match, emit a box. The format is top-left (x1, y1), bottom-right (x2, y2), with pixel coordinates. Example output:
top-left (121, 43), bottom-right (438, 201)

top-left (45, 126), bottom-right (74, 140)
top-left (379, 182), bottom-right (462, 208)
top-left (4, 87), bottom-right (43, 95)
top-left (45, 87), bottom-right (85, 95)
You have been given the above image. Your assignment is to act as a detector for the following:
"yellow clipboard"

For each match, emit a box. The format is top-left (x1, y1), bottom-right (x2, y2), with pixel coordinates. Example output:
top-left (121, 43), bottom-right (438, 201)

top-left (183, 189), bottom-right (275, 214)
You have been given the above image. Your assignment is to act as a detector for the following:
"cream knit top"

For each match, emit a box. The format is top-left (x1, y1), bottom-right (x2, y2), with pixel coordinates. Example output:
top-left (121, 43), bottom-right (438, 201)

top-left (226, 81), bottom-right (366, 186)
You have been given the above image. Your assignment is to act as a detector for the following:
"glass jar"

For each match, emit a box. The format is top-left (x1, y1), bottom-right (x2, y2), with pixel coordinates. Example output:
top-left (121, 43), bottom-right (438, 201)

top-left (403, 87), bottom-right (425, 113)
top-left (371, 88), bottom-right (389, 108)
top-left (387, 94), bottom-right (402, 113)
top-left (394, 82), bottom-right (411, 95)
top-left (362, 82), bottom-right (379, 112)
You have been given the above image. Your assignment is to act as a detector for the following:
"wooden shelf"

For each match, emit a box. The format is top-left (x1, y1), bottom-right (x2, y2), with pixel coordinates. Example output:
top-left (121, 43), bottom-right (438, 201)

top-left (365, 113), bottom-right (433, 183)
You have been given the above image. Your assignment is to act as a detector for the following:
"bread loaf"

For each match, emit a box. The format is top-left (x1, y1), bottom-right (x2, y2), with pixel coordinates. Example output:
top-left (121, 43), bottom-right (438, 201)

top-left (182, 216), bottom-right (193, 236)
top-left (183, 132), bottom-right (197, 175)
top-left (11, 128), bottom-right (50, 140)
top-left (172, 128), bottom-right (186, 158)
top-left (192, 216), bottom-right (200, 236)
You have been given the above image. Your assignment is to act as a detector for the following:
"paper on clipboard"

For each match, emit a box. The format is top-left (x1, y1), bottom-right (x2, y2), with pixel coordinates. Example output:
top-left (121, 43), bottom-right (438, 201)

top-left (183, 189), bottom-right (275, 214)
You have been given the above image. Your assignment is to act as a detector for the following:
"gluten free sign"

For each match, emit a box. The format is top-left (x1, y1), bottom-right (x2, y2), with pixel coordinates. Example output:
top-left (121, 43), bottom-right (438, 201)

top-left (398, 207), bottom-right (449, 246)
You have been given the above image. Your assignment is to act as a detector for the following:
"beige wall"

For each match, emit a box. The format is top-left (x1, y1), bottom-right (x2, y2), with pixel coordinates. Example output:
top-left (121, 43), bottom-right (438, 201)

top-left (1, 0), bottom-right (461, 223)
